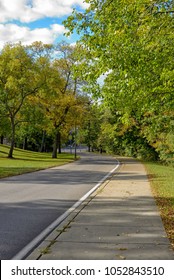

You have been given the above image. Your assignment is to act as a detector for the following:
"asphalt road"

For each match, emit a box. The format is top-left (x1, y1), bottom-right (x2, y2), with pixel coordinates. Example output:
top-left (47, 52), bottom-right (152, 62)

top-left (0, 152), bottom-right (118, 259)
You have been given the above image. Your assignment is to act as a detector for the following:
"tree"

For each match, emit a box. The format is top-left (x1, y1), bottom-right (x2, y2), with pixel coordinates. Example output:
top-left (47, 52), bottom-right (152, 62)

top-left (0, 43), bottom-right (40, 157)
top-left (47, 42), bottom-right (88, 158)
top-left (80, 101), bottom-right (101, 152)
top-left (0, 42), bottom-right (56, 158)
top-left (64, 0), bottom-right (174, 161)
top-left (33, 55), bottom-right (77, 158)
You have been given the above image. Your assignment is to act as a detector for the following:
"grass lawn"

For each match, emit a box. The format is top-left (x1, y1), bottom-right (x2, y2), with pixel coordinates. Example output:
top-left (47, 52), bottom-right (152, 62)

top-left (144, 161), bottom-right (174, 250)
top-left (0, 144), bottom-right (76, 179)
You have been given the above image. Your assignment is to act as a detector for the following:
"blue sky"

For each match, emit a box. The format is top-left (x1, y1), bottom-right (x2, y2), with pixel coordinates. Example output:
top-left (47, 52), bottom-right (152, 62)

top-left (0, 0), bottom-right (88, 49)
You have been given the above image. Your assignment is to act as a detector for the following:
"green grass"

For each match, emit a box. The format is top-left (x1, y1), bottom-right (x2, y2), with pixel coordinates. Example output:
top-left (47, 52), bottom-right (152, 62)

top-left (144, 161), bottom-right (174, 249)
top-left (0, 144), bottom-right (76, 178)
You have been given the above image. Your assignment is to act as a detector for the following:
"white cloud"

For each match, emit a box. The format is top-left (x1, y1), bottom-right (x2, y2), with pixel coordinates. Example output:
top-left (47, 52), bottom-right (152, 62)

top-left (0, 23), bottom-right (66, 48)
top-left (0, 0), bottom-right (88, 23)
top-left (0, 0), bottom-right (88, 49)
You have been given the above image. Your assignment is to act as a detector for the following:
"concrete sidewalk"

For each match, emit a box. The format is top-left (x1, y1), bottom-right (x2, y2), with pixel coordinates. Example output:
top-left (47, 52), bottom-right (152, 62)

top-left (27, 157), bottom-right (174, 260)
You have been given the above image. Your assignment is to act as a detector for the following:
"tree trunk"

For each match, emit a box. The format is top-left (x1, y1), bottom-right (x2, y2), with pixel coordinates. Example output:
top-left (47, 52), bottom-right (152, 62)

top-left (8, 123), bottom-right (15, 158)
top-left (0, 135), bottom-right (4, 144)
top-left (23, 137), bottom-right (28, 150)
top-left (58, 131), bottom-right (61, 154)
top-left (52, 130), bottom-right (59, 158)
top-left (88, 120), bottom-right (91, 152)
top-left (40, 130), bottom-right (46, 152)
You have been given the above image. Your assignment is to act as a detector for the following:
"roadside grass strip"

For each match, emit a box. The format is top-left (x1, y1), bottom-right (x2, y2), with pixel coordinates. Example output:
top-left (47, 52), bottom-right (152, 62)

top-left (144, 161), bottom-right (174, 250)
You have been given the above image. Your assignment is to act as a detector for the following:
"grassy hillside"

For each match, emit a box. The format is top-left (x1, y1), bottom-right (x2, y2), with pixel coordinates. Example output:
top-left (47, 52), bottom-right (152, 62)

top-left (144, 161), bottom-right (174, 250)
top-left (0, 144), bottom-right (75, 178)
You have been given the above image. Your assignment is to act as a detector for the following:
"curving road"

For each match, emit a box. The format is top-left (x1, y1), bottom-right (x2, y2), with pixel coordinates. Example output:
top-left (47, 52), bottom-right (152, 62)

top-left (0, 152), bottom-right (118, 259)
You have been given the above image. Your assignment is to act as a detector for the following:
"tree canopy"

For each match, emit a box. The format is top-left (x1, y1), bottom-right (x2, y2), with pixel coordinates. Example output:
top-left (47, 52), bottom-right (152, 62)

top-left (64, 0), bottom-right (174, 162)
top-left (0, 42), bottom-right (89, 158)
